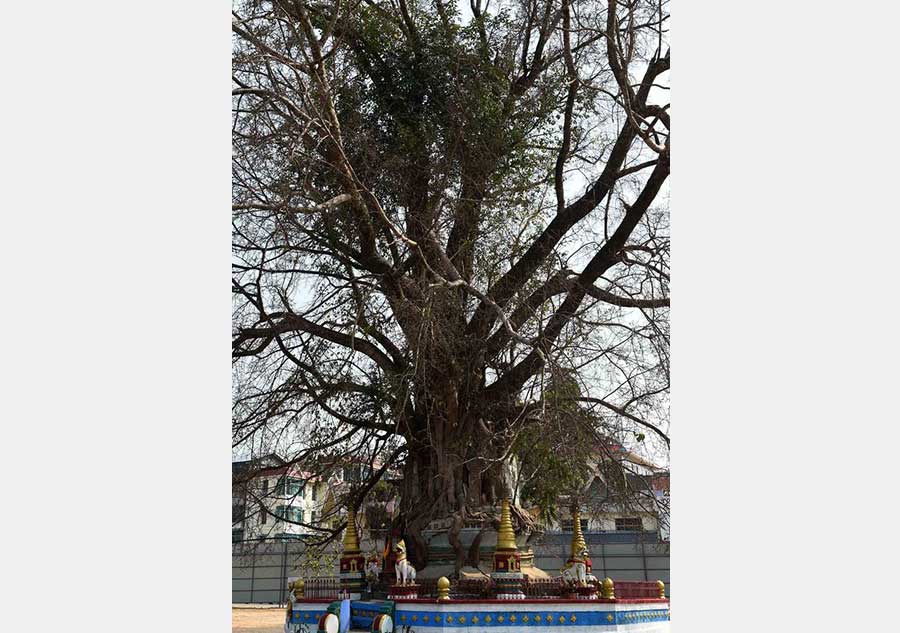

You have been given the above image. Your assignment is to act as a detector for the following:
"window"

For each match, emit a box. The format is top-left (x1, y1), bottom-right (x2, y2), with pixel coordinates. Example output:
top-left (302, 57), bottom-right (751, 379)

top-left (232, 504), bottom-right (246, 524)
top-left (262, 479), bottom-right (268, 495)
top-left (311, 484), bottom-right (318, 501)
top-left (615, 517), bottom-right (643, 531)
top-left (286, 478), bottom-right (304, 497)
top-left (232, 528), bottom-right (244, 543)
top-left (343, 465), bottom-right (363, 482)
top-left (561, 518), bottom-right (589, 532)
top-left (260, 504), bottom-right (267, 525)
top-left (311, 510), bottom-right (318, 524)
top-left (275, 506), bottom-right (304, 523)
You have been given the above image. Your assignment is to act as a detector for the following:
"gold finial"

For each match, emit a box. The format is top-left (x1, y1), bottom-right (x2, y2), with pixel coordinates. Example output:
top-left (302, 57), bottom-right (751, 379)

top-left (570, 509), bottom-right (587, 558)
top-left (657, 580), bottom-right (665, 598)
top-left (601, 577), bottom-right (615, 599)
top-left (342, 508), bottom-right (361, 554)
top-left (496, 499), bottom-right (518, 551)
top-left (293, 578), bottom-right (305, 599)
top-left (437, 576), bottom-right (451, 600)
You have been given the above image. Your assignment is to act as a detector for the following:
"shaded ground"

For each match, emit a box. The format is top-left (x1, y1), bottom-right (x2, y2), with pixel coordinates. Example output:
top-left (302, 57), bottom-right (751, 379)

top-left (233, 607), bottom-right (285, 633)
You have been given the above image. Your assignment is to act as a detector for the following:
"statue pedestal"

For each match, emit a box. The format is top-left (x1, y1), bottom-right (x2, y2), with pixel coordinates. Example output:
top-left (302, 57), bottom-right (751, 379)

top-left (388, 583), bottom-right (420, 600)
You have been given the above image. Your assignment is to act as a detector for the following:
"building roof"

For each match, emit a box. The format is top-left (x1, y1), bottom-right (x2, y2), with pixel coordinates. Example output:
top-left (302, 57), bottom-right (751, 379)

top-left (593, 437), bottom-right (663, 471)
top-left (232, 453), bottom-right (284, 473)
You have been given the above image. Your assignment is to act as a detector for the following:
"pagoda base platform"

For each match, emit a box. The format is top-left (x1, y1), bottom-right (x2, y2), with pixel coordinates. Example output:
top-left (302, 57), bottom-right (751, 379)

top-left (286, 597), bottom-right (670, 632)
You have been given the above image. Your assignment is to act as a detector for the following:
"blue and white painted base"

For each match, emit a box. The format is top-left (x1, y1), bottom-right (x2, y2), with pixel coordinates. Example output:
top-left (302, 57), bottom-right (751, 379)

top-left (286, 598), bottom-right (670, 633)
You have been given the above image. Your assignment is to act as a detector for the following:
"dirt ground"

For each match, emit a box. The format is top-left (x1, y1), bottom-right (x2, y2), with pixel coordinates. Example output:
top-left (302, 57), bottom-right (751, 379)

top-left (233, 607), bottom-right (286, 633)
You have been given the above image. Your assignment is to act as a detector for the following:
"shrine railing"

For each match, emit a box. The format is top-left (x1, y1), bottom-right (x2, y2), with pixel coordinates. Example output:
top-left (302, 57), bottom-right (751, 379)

top-left (418, 577), bottom-right (567, 599)
top-left (303, 576), bottom-right (341, 599)
top-left (611, 580), bottom-right (664, 599)
top-left (453, 577), bottom-right (495, 598)
top-left (296, 576), bottom-right (662, 601)
top-left (522, 577), bottom-right (564, 598)
top-left (416, 577), bottom-right (438, 598)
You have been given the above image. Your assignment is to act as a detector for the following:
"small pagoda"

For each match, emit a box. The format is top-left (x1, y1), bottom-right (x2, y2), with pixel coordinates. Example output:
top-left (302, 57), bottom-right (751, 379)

top-left (490, 498), bottom-right (525, 599)
top-left (338, 508), bottom-right (366, 599)
top-left (565, 508), bottom-right (598, 598)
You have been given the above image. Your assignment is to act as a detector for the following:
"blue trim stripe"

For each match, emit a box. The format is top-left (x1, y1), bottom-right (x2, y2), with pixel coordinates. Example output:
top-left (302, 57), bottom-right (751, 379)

top-left (394, 609), bottom-right (670, 627)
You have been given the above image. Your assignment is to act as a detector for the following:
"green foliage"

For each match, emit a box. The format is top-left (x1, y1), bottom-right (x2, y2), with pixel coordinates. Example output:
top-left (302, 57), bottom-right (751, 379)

top-left (513, 373), bottom-right (598, 525)
top-left (362, 478), bottom-right (396, 538)
top-left (327, 4), bottom-right (567, 226)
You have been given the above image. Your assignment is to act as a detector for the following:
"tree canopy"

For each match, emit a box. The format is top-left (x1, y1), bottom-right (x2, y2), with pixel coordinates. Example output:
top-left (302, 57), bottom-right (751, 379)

top-left (233, 0), bottom-right (670, 568)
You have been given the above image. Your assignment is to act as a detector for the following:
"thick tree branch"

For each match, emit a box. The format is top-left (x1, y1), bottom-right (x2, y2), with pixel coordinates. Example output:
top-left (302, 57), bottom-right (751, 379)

top-left (576, 396), bottom-right (669, 447)
top-left (466, 55), bottom-right (669, 342)
top-left (233, 311), bottom-right (403, 374)
top-left (480, 150), bottom-right (670, 401)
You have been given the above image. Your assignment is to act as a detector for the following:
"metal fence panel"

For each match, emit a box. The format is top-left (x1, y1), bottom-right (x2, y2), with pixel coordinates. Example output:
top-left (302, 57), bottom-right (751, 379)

top-left (232, 536), bottom-right (670, 604)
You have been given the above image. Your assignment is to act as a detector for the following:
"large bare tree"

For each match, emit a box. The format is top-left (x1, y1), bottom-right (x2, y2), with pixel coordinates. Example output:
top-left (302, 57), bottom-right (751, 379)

top-left (233, 0), bottom-right (670, 569)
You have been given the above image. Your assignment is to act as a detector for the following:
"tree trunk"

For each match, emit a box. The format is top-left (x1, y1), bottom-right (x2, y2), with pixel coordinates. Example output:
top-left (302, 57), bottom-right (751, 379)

top-left (398, 411), bottom-right (510, 571)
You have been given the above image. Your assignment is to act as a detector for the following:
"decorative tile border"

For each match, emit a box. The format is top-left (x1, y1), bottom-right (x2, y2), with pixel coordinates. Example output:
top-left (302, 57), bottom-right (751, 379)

top-left (394, 608), bottom-right (670, 627)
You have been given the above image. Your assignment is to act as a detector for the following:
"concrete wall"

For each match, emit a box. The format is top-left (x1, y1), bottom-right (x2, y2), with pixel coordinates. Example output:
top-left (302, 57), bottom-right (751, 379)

top-left (233, 534), bottom-right (669, 604)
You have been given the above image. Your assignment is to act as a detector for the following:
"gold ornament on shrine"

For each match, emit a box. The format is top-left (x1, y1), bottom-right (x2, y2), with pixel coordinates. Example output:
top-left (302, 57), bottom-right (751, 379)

top-left (437, 576), bottom-right (451, 600)
top-left (657, 580), bottom-right (666, 598)
top-left (342, 508), bottom-right (361, 554)
top-left (292, 578), bottom-right (305, 599)
top-left (601, 577), bottom-right (615, 599)
top-left (496, 498), bottom-right (518, 550)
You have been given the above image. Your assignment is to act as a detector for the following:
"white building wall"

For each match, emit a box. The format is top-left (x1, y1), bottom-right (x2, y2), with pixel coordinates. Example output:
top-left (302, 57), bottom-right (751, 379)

top-left (240, 476), bottom-right (331, 539)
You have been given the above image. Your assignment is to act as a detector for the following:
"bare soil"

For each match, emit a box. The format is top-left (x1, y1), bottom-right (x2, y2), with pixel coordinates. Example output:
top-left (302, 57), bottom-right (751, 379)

top-left (233, 607), bottom-right (286, 633)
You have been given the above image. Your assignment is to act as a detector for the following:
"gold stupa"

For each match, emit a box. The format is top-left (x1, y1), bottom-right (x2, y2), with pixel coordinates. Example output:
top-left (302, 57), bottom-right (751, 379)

top-left (496, 498), bottom-right (518, 550)
top-left (342, 508), bottom-right (361, 554)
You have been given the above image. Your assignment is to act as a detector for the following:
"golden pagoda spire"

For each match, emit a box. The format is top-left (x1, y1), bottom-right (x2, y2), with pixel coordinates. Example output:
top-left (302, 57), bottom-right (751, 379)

top-left (496, 498), bottom-right (518, 551)
top-left (570, 508), bottom-right (587, 558)
top-left (342, 508), bottom-right (361, 554)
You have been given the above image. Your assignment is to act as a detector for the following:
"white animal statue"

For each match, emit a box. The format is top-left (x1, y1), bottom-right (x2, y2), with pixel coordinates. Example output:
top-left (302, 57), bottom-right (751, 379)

top-left (393, 539), bottom-right (417, 585)
top-left (560, 545), bottom-right (590, 585)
